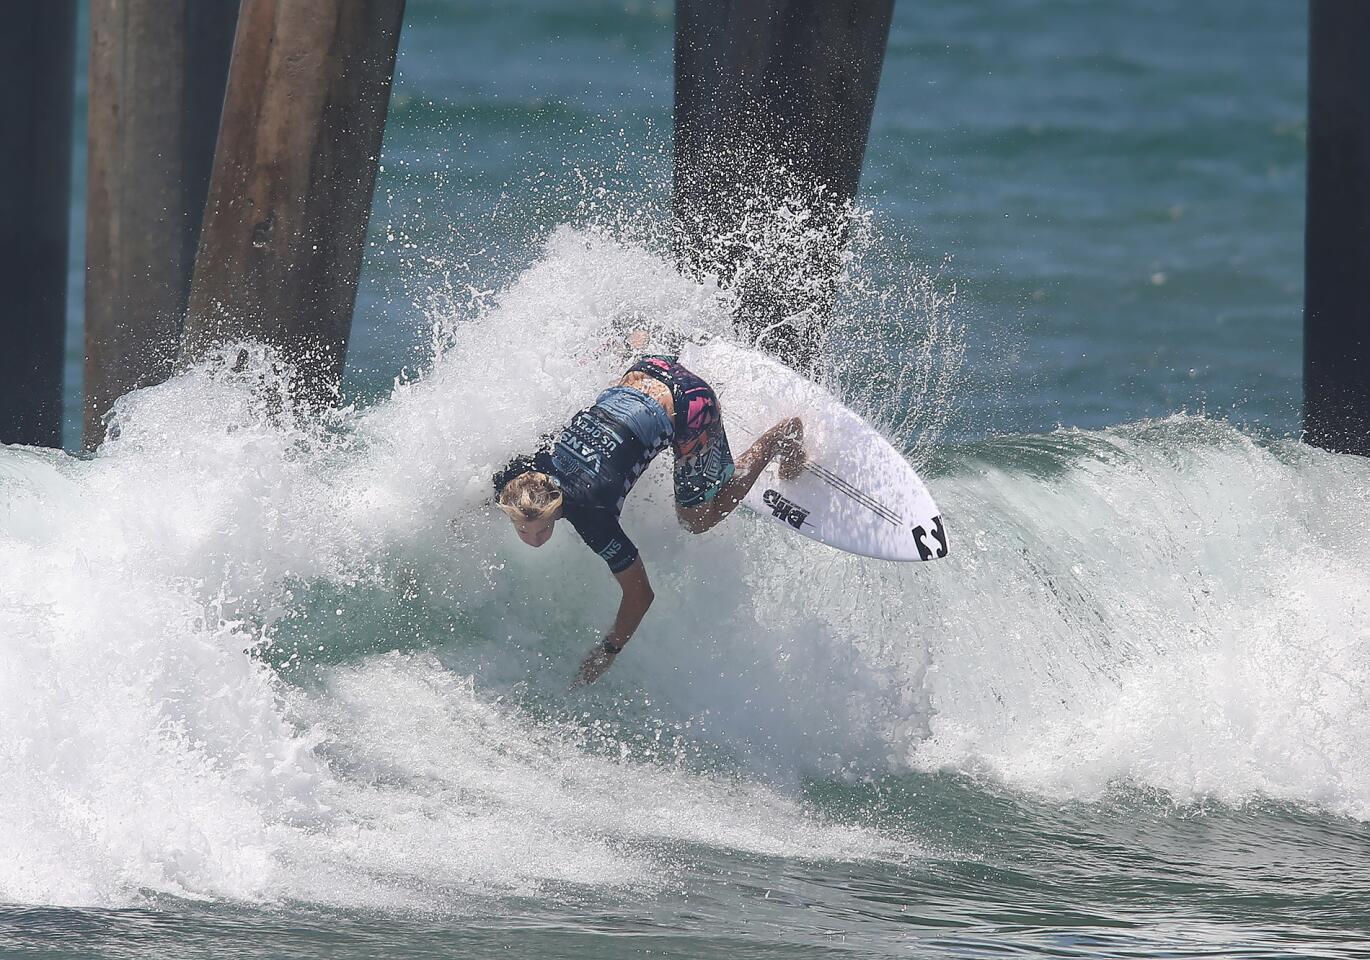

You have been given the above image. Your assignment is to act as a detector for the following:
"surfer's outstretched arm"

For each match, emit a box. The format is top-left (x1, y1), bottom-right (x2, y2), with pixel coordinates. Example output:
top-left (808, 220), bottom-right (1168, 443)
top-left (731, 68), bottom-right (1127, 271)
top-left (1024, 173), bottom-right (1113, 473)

top-left (574, 557), bottom-right (653, 686)
top-left (678, 418), bottom-right (805, 535)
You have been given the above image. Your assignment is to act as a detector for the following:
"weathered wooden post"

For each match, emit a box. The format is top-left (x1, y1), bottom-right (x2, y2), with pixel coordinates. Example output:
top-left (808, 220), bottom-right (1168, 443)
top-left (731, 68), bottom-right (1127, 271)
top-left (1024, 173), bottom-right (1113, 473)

top-left (1305, 0), bottom-right (1370, 457)
top-left (181, 0), bottom-right (406, 403)
top-left (0, 3), bottom-right (77, 447)
top-left (674, 0), bottom-right (893, 372)
top-left (84, 0), bottom-right (239, 449)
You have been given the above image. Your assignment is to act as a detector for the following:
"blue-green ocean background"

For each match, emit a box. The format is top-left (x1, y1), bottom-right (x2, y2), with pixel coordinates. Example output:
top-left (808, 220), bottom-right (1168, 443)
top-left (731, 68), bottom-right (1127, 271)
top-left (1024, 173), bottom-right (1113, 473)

top-left (9, 2), bottom-right (1370, 959)
top-left (59, 0), bottom-right (1307, 446)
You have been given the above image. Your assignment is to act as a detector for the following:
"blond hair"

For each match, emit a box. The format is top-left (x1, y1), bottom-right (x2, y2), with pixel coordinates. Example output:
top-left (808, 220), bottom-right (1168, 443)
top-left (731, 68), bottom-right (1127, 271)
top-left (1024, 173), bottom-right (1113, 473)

top-left (497, 471), bottom-right (562, 522)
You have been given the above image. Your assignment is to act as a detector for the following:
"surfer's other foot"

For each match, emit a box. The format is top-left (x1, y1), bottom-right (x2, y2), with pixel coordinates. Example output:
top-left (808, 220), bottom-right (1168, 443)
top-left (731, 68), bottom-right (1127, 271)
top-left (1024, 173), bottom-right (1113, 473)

top-left (777, 418), bottom-right (806, 481)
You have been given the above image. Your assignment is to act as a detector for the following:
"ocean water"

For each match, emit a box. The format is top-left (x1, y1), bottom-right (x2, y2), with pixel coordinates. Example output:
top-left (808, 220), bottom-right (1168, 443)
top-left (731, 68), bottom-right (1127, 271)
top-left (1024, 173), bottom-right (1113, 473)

top-left (9, 1), bottom-right (1368, 958)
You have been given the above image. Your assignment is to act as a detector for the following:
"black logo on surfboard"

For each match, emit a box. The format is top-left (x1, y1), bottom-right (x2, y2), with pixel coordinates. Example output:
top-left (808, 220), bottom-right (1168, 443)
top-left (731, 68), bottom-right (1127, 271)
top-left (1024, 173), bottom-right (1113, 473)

top-left (912, 515), bottom-right (949, 561)
top-left (763, 489), bottom-right (809, 529)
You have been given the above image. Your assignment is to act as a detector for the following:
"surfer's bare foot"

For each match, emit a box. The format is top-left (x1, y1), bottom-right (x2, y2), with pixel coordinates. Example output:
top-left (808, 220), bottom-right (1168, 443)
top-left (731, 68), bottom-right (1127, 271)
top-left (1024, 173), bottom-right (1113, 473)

top-left (776, 418), bottom-right (806, 481)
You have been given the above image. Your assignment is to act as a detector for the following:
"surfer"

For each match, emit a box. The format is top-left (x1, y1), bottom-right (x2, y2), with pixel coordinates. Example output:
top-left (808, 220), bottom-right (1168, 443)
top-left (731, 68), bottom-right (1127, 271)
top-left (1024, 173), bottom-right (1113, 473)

top-left (494, 355), bottom-right (805, 685)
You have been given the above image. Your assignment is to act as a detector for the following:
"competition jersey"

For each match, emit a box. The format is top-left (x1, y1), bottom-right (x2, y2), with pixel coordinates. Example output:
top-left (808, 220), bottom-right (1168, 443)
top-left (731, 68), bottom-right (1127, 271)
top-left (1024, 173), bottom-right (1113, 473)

top-left (535, 397), bottom-right (670, 573)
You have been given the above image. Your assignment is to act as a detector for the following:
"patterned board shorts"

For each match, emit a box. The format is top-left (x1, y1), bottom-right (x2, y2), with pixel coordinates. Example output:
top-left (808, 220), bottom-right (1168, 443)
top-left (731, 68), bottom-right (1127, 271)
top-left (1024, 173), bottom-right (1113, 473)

top-left (627, 355), bottom-right (737, 508)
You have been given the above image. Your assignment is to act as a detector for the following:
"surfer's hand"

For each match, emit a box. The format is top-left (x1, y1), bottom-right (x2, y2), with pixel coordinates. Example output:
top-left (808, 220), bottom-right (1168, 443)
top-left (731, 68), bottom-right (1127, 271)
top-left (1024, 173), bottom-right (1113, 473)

top-left (572, 642), bottom-right (617, 687)
top-left (776, 418), bottom-right (806, 481)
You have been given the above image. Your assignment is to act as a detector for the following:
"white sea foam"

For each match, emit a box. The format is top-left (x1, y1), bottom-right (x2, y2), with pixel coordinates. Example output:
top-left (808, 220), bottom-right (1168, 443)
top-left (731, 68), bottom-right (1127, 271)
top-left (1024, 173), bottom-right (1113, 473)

top-left (2, 227), bottom-right (1367, 913)
top-left (910, 422), bottom-right (1370, 818)
top-left (0, 229), bottom-right (913, 909)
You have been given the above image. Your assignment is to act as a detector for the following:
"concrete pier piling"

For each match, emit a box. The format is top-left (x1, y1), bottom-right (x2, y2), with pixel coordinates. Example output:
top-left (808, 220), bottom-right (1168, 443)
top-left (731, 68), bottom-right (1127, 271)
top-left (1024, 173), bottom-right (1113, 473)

top-left (1305, 0), bottom-right (1370, 457)
top-left (674, 0), bottom-right (893, 372)
top-left (0, 3), bottom-right (77, 447)
top-left (84, 0), bottom-right (238, 449)
top-left (181, 0), bottom-right (406, 405)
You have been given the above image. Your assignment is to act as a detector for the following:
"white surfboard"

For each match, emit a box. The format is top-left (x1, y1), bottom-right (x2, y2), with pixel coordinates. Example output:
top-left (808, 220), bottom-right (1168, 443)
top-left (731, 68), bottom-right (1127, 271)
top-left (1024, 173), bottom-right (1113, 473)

top-left (680, 339), bottom-right (949, 563)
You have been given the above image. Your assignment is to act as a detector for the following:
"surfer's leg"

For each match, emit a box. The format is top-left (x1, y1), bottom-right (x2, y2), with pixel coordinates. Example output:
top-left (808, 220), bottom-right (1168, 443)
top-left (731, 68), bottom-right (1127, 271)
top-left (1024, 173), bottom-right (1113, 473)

top-left (677, 417), bottom-right (803, 534)
top-left (666, 359), bottom-right (803, 533)
top-left (673, 420), bottom-right (735, 533)
top-left (668, 366), bottom-right (729, 513)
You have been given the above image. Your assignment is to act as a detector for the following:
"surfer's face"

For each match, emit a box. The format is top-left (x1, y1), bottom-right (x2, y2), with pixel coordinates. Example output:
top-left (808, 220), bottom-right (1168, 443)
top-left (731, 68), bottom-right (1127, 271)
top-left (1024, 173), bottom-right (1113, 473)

top-left (512, 516), bottom-right (555, 548)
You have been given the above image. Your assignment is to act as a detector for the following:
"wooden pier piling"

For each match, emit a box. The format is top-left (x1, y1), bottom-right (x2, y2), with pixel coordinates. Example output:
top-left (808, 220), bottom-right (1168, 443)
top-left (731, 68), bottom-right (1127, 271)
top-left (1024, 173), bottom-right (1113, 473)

top-left (181, 0), bottom-right (406, 404)
top-left (674, 0), bottom-right (893, 371)
top-left (1305, 0), bottom-right (1370, 457)
top-left (84, 0), bottom-right (238, 449)
top-left (0, 3), bottom-right (77, 447)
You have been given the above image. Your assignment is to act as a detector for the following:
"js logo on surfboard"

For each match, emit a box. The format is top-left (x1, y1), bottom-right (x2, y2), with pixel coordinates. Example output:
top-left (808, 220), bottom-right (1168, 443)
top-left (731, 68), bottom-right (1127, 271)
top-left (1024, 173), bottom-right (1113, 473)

top-left (911, 515), bottom-right (948, 561)
top-left (762, 489), bottom-right (809, 529)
